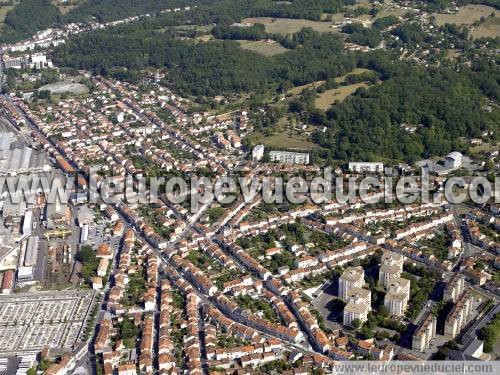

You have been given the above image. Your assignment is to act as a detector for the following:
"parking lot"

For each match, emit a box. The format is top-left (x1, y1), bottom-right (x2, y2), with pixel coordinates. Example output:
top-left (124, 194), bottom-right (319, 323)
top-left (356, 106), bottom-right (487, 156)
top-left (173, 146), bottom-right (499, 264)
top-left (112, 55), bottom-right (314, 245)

top-left (0, 291), bottom-right (95, 354)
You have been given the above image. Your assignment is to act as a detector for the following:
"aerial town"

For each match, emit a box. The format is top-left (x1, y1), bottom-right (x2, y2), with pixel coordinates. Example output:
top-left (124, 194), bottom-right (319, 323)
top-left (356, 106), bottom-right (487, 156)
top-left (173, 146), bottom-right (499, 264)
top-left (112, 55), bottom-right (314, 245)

top-left (0, 0), bottom-right (498, 374)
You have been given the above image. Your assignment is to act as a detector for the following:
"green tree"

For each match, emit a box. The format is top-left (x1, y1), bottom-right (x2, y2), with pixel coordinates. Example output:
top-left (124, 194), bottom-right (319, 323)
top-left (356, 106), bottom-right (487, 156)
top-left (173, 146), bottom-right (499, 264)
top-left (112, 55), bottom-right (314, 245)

top-left (352, 318), bottom-right (362, 329)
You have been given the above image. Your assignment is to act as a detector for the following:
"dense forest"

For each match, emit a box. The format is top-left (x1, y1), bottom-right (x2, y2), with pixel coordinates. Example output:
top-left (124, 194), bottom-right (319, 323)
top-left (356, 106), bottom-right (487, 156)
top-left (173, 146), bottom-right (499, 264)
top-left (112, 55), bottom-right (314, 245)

top-left (63, 0), bottom-right (354, 24)
top-left (312, 65), bottom-right (499, 162)
top-left (212, 23), bottom-right (268, 41)
top-left (0, 0), bottom-right (60, 43)
top-left (62, 0), bottom-right (205, 23)
top-left (1, 0), bottom-right (498, 43)
top-left (0, 0), bottom-right (356, 43)
top-left (342, 23), bottom-right (382, 48)
top-left (53, 28), bottom-right (355, 96)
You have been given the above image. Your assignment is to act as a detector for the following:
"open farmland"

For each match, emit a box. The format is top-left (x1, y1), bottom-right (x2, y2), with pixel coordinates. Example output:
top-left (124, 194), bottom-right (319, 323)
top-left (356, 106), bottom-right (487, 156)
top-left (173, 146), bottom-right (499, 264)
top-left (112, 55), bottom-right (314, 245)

top-left (242, 17), bottom-right (339, 34)
top-left (315, 82), bottom-right (371, 110)
top-left (435, 5), bottom-right (497, 26)
top-left (239, 40), bottom-right (288, 56)
top-left (471, 16), bottom-right (500, 38)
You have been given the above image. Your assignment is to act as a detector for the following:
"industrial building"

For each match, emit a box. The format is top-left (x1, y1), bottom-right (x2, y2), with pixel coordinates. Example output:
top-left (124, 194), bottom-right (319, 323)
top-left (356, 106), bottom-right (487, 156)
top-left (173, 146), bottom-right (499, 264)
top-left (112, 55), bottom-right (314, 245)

top-left (24, 235), bottom-right (39, 267)
top-left (0, 132), bottom-right (49, 176)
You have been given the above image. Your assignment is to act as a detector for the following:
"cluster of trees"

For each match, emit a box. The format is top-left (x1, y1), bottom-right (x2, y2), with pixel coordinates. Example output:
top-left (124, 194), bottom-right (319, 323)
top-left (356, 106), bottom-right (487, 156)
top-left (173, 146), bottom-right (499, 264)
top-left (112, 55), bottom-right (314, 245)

top-left (344, 6), bottom-right (376, 18)
top-left (120, 272), bottom-right (147, 306)
top-left (63, 0), bottom-right (203, 23)
top-left (312, 62), bottom-right (499, 163)
top-left (51, 2), bottom-right (500, 164)
top-left (391, 22), bottom-right (427, 44)
top-left (341, 15), bottom-right (400, 48)
top-left (0, 0), bottom-right (60, 43)
top-left (433, 340), bottom-right (459, 359)
top-left (402, 268), bottom-right (438, 320)
top-left (342, 23), bottom-right (382, 48)
top-left (372, 15), bottom-right (399, 29)
top-left (63, 0), bottom-right (354, 25)
top-left (53, 27), bottom-right (353, 96)
top-left (0, 0), bottom-right (357, 43)
top-left (441, 22), bottom-right (470, 40)
top-left (212, 23), bottom-right (267, 41)
top-left (236, 294), bottom-right (280, 323)
top-left (117, 317), bottom-right (138, 349)
top-left (78, 244), bottom-right (99, 286)
top-left (478, 313), bottom-right (500, 353)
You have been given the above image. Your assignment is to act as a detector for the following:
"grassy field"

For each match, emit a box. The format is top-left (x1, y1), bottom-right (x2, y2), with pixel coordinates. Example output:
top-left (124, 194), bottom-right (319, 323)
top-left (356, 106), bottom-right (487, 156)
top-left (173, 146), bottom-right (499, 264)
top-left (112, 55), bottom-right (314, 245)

top-left (471, 16), bottom-right (500, 38)
top-left (288, 81), bottom-right (325, 95)
top-left (315, 82), bottom-right (370, 110)
top-left (287, 68), bottom-right (373, 96)
top-left (0, 5), bottom-right (14, 26)
top-left (252, 130), bottom-right (316, 150)
top-left (242, 17), bottom-right (339, 34)
top-left (446, 49), bottom-right (462, 60)
top-left (196, 34), bottom-right (213, 42)
top-left (249, 117), bottom-right (316, 151)
top-left (435, 5), bottom-right (497, 26)
top-left (335, 68), bottom-right (372, 83)
top-left (469, 142), bottom-right (499, 154)
top-left (239, 40), bottom-right (288, 56)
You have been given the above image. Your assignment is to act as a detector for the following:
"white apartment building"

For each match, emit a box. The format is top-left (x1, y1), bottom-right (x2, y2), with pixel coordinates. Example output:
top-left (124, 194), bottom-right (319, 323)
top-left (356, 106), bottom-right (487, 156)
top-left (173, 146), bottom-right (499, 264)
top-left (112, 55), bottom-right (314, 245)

top-left (343, 288), bottom-right (371, 327)
top-left (252, 144), bottom-right (264, 161)
top-left (443, 273), bottom-right (465, 303)
top-left (269, 151), bottom-right (309, 165)
top-left (412, 311), bottom-right (437, 352)
top-left (379, 250), bottom-right (404, 288)
top-left (444, 292), bottom-right (472, 338)
top-left (339, 266), bottom-right (365, 301)
top-left (384, 277), bottom-right (410, 316)
top-left (348, 162), bottom-right (384, 173)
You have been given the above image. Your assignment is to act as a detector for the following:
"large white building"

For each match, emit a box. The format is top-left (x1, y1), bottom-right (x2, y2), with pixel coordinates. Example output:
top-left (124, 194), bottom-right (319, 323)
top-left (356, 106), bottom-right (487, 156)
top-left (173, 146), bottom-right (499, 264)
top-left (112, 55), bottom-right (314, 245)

top-left (379, 251), bottom-right (404, 288)
top-left (444, 152), bottom-right (462, 169)
top-left (412, 311), bottom-right (437, 352)
top-left (444, 292), bottom-right (473, 338)
top-left (384, 277), bottom-right (410, 316)
top-left (343, 287), bottom-right (371, 327)
top-left (443, 273), bottom-right (465, 303)
top-left (269, 151), bottom-right (309, 165)
top-left (252, 144), bottom-right (264, 161)
top-left (348, 162), bottom-right (384, 173)
top-left (339, 266), bottom-right (364, 301)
